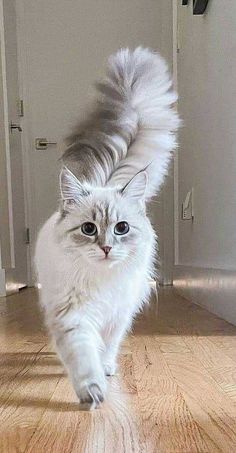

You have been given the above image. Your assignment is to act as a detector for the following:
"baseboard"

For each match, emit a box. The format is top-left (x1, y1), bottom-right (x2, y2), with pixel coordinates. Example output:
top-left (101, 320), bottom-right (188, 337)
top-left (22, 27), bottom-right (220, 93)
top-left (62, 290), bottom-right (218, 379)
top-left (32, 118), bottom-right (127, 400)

top-left (173, 265), bottom-right (236, 326)
top-left (0, 269), bottom-right (6, 297)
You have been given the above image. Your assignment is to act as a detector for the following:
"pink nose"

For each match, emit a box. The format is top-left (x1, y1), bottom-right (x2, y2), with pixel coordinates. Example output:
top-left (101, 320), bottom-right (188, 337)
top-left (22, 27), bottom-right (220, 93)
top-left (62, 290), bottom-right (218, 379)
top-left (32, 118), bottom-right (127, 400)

top-left (102, 246), bottom-right (112, 256)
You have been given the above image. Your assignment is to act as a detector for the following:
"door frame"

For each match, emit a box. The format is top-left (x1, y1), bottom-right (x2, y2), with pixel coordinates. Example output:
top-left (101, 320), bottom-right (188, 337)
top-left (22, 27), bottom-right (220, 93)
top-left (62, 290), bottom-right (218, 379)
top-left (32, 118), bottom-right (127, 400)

top-left (15, 0), bottom-right (35, 286)
top-left (158, 0), bottom-right (179, 285)
top-left (0, 0), bottom-right (31, 294)
top-left (0, 0), bottom-right (15, 268)
top-left (172, 0), bottom-right (179, 266)
top-left (0, 0), bottom-right (14, 295)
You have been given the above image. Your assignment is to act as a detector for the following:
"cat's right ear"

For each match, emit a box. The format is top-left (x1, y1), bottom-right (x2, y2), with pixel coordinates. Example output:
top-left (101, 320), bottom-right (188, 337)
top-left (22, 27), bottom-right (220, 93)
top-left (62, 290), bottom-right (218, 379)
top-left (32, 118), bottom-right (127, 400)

top-left (59, 166), bottom-right (89, 206)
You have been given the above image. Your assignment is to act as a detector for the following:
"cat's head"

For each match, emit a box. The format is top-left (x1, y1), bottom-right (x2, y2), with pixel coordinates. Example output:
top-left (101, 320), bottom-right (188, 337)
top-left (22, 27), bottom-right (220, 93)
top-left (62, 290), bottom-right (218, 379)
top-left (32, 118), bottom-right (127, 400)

top-left (57, 167), bottom-right (152, 267)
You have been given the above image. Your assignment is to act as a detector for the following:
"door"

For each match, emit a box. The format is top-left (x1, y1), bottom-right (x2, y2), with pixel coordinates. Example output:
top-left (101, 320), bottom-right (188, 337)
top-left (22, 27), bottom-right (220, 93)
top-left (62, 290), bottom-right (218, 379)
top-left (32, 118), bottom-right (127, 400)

top-left (17, 0), bottom-right (169, 275)
top-left (0, 0), bottom-right (28, 294)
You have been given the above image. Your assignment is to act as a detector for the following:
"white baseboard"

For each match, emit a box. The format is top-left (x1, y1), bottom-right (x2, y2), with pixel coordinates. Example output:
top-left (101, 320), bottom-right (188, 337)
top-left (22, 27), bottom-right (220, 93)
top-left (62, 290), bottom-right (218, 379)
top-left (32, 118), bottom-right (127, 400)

top-left (0, 269), bottom-right (6, 297)
top-left (173, 265), bottom-right (236, 326)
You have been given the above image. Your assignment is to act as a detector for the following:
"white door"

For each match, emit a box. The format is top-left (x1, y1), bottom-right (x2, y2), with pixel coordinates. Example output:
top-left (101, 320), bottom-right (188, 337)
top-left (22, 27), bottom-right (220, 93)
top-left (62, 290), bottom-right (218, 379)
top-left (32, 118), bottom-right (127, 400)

top-left (17, 0), bottom-right (169, 276)
top-left (0, 0), bottom-right (28, 294)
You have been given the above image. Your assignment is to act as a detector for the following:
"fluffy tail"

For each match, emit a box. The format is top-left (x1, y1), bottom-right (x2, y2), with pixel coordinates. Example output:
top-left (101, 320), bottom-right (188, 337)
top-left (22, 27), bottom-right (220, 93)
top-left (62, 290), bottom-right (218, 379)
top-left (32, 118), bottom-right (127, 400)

top-left (63, 47), bottom-right (180, 198)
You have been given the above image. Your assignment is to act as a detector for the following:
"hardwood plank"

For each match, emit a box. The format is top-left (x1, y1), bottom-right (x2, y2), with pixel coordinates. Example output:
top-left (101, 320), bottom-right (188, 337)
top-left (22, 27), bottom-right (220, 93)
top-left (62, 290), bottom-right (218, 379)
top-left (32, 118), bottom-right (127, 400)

top-left (0, 345), bottom-right (61, 452)
top-left (210, 367), bottom-right (236, 403)
top-left (183, 336), bottom-right (235, 370)
top-left (164, 351), bottom-right (236, 452)
top-left (220, 347), bottom-right (236, 364)
top-left (131, 335), bottom-right (208, 453)
top-left (180, 336), bottom-right (236, 404)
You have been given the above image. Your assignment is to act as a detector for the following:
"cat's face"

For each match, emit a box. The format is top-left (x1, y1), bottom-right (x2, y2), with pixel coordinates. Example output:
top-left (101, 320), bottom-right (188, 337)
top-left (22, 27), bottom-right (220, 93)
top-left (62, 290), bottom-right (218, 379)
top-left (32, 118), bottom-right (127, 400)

top-left (58, 167), bottom-right (150, 267)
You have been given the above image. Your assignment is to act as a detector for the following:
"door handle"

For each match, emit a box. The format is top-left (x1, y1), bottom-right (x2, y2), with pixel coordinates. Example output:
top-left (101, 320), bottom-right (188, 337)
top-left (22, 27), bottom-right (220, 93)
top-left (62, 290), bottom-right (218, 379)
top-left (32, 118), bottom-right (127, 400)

top-left (181, 0), bottom-right (209, 14)
top-left (10, 122), bottom-right (22, 132)
top-left (193, 0), bottom-right (209, 14)
top-left (35, 138), bottom-right (57, 150)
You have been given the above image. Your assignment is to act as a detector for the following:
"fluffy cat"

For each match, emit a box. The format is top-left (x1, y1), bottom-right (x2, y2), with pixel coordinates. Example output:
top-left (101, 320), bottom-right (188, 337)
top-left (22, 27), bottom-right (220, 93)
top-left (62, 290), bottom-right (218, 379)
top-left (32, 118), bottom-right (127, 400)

top-left (35, 47), bottom-right (179, 408)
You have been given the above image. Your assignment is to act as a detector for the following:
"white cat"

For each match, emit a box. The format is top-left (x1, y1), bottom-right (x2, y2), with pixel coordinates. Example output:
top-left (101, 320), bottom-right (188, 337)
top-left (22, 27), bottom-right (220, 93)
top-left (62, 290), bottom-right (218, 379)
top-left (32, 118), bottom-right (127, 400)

top-left (35, 47), bottom-right (179, 408)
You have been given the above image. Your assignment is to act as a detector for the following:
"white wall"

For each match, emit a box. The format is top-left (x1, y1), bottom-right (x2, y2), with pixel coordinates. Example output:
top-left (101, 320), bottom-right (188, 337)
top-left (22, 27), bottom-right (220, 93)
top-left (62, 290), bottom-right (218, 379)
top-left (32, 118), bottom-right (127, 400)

top-left (174, 1), bottom-right (236, 322)
top-left (178, 1), bottom-right (236, 269)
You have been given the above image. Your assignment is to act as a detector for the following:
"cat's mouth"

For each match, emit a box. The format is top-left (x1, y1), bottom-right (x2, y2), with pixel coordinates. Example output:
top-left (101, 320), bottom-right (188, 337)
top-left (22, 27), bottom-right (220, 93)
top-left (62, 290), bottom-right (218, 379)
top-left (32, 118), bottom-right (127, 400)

top-left (86, 250), bottom-right (126, 264)
top-left (98, 255), bottom-right (120, 265)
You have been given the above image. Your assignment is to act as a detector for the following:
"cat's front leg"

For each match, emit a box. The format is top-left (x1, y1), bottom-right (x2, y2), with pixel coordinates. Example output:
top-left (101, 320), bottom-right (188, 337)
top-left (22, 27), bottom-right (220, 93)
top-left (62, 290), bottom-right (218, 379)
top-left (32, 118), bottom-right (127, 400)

top-left (103, 319), bottom-right (132, 376)
top-left (54, 323), bottom-right (106, 408)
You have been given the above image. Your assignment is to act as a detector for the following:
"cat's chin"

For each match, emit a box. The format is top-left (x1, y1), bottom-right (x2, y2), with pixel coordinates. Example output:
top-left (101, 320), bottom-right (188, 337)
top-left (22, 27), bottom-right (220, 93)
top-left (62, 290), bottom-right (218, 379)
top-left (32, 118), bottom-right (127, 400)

top-left (87, 256), bottom-right (123, 268)
top-left (98, 257), bottom-right (120, 265)
top-left (103, 259), bottom-right (121, 269)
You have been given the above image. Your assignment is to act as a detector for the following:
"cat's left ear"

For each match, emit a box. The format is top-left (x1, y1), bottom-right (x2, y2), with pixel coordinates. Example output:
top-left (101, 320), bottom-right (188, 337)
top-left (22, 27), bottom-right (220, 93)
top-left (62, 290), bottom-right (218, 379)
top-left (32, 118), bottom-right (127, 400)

top-left (121, 171), bottom-right (147, 200)
top-left (59, 166), bottom-right (89, 205)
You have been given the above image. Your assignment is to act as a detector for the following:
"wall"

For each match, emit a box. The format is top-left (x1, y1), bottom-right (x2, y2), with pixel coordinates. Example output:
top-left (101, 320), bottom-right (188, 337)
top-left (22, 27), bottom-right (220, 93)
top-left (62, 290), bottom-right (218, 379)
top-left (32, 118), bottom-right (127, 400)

top-left (174, 1), bottom-right (236, 322)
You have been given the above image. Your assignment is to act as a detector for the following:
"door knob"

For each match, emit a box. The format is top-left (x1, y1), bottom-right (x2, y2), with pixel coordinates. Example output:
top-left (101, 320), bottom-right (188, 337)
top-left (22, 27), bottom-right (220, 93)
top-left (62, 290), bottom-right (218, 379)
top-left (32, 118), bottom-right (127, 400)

top-left (35, 138), bottom-right (57, 150)
top-left (10, 122), bottom-right (22, 132)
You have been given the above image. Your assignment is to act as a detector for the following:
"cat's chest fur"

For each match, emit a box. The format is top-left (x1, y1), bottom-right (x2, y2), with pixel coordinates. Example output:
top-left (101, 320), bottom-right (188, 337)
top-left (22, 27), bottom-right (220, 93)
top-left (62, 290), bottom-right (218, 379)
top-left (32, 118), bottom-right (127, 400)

top-left (54, 260), bottom-right (147, 330)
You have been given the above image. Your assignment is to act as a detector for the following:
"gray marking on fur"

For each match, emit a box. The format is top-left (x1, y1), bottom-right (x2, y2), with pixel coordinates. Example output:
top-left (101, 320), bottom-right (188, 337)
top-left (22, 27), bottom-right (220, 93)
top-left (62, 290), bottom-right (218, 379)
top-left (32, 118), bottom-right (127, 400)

top-left (67, 225), bottom-right (82, 233)
top-left (55, 300), bottom-right (72, 319)
top-left (64, 326), bottom-right (80, 334)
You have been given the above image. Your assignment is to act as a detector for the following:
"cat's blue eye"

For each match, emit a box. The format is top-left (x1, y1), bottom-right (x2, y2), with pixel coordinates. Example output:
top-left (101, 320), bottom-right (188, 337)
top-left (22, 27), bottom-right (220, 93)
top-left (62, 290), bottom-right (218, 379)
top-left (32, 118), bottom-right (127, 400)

top-left (81, 222), bottom-right (97, 236)
top-left (114, 221), bottom-right (129, 235)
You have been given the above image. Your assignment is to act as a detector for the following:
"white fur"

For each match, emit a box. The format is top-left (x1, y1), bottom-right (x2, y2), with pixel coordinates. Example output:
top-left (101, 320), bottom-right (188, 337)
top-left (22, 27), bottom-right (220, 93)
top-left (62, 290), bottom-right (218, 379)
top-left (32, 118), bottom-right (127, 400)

top-left (106, 47), bottom-right (180, 197)
top-left (35, 184), bottom-right (155, 407)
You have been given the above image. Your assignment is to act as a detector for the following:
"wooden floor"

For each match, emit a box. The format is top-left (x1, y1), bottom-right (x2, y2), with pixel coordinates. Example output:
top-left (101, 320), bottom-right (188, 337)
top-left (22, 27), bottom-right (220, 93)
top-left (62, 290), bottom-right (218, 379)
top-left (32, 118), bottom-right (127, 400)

top-left (1, 289), bottom-right (236, 452)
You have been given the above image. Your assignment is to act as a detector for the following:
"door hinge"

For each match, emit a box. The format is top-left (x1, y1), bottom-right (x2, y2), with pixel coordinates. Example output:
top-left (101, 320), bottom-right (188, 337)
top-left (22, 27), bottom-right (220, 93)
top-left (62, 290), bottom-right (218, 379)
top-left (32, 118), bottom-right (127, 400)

top-left (17, 99), bottom-right (24, 117)
top-left (25, 227), bottom-right (30, 244)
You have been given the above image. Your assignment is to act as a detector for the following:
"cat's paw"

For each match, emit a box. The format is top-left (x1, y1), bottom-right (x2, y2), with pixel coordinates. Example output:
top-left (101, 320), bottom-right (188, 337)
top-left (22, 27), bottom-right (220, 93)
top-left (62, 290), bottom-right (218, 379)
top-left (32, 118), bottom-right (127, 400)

top-left (103, 361), bottom-right (117, 376)
top-left (80, 383), bottom-right (104, 408)
top-left (75, 379), bottom-right (106, 409)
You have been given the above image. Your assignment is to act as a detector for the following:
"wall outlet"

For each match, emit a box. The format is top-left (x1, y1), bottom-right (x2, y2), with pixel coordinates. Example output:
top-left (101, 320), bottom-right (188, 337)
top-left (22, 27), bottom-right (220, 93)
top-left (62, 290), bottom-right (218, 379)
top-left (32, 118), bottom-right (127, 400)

top-left (182, 188), bottom-right (194, 221)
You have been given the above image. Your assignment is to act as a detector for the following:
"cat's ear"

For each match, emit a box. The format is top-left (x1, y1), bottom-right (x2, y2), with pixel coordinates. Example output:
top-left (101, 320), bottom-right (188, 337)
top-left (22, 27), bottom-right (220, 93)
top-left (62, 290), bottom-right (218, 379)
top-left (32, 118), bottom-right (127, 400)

top-left (121, 171), bottom-right (147, 200)
top-left (59, 166), bottom-right (89, 204)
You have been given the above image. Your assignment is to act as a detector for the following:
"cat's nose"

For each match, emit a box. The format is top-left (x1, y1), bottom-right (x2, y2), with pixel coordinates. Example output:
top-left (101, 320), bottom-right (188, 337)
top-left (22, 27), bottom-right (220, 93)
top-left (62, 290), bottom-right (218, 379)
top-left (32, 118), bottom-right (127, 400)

top-left (102, 246), bottom-right (112, 256)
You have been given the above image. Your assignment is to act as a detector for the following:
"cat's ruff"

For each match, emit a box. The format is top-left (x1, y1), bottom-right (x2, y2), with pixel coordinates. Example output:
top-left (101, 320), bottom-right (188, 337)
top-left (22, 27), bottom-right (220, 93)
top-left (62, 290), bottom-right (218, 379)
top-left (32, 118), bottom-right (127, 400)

top-left (35, 47), bottom-right (179, 409)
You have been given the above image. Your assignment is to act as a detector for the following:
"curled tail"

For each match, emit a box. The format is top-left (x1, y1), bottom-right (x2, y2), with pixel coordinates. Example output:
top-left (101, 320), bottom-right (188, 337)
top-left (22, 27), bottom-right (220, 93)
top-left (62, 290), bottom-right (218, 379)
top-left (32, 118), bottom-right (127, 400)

top-left (63, 47), bottom-right (180, 198)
